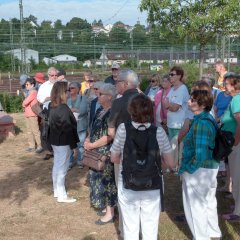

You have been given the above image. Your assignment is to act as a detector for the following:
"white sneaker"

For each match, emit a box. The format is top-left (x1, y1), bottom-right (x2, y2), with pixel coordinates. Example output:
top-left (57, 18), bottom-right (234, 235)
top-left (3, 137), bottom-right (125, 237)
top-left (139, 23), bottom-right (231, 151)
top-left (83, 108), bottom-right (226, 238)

top-left (57, 197), bottom-right (76, 203)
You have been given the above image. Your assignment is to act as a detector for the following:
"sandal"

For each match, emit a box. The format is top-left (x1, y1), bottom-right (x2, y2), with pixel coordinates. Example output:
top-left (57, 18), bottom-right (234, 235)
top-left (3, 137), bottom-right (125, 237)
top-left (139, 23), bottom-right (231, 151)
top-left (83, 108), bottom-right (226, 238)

top-left (222, 213), bottom-right (240, 222)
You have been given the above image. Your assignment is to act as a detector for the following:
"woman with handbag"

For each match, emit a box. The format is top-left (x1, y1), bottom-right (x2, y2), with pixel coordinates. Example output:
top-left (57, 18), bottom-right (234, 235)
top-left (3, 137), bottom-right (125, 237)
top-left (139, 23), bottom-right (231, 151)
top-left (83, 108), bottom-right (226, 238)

top-left (22, 77), bottom-right (42, 153)
top-left (49, 81), bottom-right (79, 203)
top-left (83, 83), bottom-right (117, 225)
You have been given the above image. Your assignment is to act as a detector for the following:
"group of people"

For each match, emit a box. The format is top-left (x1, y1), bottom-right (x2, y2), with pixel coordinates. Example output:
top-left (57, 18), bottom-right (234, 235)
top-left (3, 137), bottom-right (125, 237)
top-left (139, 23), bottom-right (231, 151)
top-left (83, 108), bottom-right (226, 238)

top-left (20, 61), bottom-right (240, 240)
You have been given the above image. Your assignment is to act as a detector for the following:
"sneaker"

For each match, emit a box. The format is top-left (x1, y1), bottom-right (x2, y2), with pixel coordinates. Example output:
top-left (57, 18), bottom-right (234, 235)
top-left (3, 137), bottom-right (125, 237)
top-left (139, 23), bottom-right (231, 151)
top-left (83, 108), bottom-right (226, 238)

top-left (57, 197), bottom-right (76, 203)
top-left (25, 147), bottom-right (35, 152)
top-left (35, 147), bottom-right (43, 154)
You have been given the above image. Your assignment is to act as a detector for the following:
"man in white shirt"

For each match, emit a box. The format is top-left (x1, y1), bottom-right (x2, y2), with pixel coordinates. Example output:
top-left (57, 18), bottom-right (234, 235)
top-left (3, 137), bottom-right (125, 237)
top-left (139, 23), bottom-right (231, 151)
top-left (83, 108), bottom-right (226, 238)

top-left (37, 67), bottom-right (58, 109)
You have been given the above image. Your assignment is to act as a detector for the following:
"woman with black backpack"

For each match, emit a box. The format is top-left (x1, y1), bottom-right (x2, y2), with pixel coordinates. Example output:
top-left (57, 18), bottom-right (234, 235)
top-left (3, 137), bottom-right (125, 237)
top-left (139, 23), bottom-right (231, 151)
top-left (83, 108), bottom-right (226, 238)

top-left (111, 94), bottom-right (174, 240)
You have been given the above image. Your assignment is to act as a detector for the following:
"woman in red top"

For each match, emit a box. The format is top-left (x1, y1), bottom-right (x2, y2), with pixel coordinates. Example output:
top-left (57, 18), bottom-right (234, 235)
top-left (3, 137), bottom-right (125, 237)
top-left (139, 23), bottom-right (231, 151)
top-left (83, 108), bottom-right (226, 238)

top-left (22, 77), bottom-right (42, 153)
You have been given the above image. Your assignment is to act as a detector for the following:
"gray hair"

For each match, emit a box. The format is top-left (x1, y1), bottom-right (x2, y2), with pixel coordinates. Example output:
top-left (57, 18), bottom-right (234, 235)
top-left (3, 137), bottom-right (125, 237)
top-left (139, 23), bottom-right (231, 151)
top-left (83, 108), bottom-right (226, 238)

top-left (47, 67), bottom-right (58, 75)
top-left (94, 80), bottom-right (104, 89)
top-left (99, 83), bottom-right (117, 100)
top-left (69, 81), bottom-right (81, 91)
top-left (118, 69), bottom-right (139, 88)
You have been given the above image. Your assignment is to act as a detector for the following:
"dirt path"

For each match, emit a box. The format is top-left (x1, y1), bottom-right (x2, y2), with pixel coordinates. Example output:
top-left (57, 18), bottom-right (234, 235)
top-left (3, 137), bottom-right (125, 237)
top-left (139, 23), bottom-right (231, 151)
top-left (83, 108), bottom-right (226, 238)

top-left (1, 113), bottom-right (240, 240)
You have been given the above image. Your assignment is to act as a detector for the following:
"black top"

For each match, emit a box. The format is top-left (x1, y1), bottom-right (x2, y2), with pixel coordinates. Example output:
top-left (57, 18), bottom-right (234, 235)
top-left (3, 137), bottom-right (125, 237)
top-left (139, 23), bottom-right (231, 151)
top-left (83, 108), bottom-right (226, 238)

top-left (104, 75), bottom-right (116, 85)
top-left (108, 88), bottom-right (139, 129)
top-left (49, 104), bottom-right (79, 149)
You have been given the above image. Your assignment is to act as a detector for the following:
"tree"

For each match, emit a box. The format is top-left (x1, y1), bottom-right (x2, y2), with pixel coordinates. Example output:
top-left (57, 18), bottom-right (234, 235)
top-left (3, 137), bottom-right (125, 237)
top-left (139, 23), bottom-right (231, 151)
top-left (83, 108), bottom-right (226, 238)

top-left (140, 0), bottom-right (240, 77)
top-left (109, 21), bottom-right (129, 47)
top-left (66, 17), bottom-right (91, 30)
top-left (132, 23), bottom-right (147, 46)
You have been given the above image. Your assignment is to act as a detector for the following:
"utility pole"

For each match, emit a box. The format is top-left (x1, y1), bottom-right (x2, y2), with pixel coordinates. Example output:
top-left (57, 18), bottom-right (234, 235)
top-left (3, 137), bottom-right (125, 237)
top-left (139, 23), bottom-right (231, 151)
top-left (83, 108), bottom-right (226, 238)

top-left (130, 31), bottom-right (134, 69)
top-left (19, 0), bottom-right (26, 73)
top-left (94, 33), bottom-right (96, 69)
top-left (9, 20), bottom-right (15, 73)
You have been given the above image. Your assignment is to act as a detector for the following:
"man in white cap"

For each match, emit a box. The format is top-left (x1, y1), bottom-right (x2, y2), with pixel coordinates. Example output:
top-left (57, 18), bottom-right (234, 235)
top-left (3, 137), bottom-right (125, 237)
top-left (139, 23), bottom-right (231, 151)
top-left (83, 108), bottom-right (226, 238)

top-left (104, 62), bottom-right (120, 85)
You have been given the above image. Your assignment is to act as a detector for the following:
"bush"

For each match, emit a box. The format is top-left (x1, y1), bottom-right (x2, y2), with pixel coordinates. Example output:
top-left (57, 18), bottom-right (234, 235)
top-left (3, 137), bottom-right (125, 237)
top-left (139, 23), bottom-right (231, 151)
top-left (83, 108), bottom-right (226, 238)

top-left (0, 93), bottom-right (24, 113)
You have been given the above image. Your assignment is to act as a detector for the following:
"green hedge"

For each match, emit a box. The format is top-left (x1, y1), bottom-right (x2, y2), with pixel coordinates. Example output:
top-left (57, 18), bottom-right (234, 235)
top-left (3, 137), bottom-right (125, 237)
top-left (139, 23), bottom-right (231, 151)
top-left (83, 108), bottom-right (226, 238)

top-left (0, 93), bottom-right (23, 113)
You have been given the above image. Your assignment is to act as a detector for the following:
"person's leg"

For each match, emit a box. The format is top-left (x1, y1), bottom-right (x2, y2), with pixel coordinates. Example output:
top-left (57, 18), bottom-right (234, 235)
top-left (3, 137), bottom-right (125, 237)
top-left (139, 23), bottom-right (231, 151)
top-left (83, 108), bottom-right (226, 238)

top-left (114, 163), bottom-right (123, 237)
top-left (29, 116), bottom-right (41, 149)
top-left (52, 145), bottom-right (71, 200)
top-left (140, 191), bottom-right (160, 240)
top-left (77, 130), bottom-right (87, 165)
top-left (25, 117), bottom-right (35, 149)
top-left (118, 188), bottom-right (140, 240)
top-left (229, 144), bottom-right (240, 216)
top-left (52, 145), bottom-right (58, 198)
top-left (206, 169), bottom-right (222, 238)
top-left (182, 169), bottom-right (221, 239)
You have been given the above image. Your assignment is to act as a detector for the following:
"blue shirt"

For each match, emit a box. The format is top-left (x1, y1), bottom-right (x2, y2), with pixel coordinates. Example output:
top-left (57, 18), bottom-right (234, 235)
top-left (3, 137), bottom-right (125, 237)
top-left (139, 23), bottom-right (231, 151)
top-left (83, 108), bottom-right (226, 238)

top-left (179, 111), bottom-right (219, 174)
top-left (214, 91), bottom-right (232, 118)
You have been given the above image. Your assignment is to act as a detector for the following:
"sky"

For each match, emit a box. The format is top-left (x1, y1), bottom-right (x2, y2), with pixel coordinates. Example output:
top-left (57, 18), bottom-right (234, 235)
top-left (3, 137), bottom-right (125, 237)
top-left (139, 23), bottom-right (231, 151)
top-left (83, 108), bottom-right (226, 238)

top-left (0, 0), bottom-right (148, 26)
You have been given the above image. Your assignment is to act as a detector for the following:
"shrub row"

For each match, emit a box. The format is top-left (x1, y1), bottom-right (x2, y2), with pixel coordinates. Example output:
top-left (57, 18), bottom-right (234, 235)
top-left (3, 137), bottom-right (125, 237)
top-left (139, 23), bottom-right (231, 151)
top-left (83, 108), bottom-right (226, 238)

top-left (0, 93), bottom-right (23, 113)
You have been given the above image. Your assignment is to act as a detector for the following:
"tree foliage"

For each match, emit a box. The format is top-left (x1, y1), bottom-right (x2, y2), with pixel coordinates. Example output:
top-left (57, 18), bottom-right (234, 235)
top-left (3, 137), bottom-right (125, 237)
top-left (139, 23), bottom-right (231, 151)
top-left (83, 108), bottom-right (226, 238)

top-left (140, 0), bottom-right (240, 76)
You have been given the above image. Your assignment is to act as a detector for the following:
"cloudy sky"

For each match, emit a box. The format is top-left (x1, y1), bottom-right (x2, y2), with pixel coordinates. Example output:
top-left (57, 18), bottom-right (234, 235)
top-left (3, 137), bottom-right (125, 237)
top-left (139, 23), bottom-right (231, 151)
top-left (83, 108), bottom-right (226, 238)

top-left (0, 0), bottom-right (148, 26)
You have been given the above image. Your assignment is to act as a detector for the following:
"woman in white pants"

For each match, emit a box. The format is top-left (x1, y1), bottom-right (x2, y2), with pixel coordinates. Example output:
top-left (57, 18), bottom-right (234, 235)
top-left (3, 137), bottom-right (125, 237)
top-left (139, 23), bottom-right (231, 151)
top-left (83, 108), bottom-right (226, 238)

top-left (111, 94), bottom-right (174, 240)
top-left (179, 90), bottom-right (221, 239)
top-left (49, 81), bottom-right (79, 203)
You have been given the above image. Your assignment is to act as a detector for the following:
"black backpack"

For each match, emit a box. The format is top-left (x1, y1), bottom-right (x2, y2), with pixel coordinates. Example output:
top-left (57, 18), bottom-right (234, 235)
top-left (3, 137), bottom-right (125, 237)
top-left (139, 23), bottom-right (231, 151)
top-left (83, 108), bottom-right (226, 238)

top-left (203, 118), bottom-right (235, 161)
top-left (122, 122), bottom-right (164, 209)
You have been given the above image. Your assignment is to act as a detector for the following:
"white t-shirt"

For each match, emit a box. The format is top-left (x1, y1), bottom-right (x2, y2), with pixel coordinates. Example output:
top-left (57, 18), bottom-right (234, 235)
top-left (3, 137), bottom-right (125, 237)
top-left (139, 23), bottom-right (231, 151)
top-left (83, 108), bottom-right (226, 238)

top-left (167, 85), bottom-right (189, 129)
top-left (110, 122), bottom-right (172, 187)
top-left (37, 80), bottom-right (55, 109)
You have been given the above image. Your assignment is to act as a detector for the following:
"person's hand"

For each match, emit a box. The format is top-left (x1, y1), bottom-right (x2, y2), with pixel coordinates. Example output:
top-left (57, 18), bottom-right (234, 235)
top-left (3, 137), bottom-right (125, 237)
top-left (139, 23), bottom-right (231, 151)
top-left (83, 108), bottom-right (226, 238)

top-left (73, 148), bottom-right (78, 160)
top-left (84, 138), bottom-right (94, 151)
top-left (163, 98), bottom-right (170, 109)
top-left (71, 108), bottom-right (77, 112)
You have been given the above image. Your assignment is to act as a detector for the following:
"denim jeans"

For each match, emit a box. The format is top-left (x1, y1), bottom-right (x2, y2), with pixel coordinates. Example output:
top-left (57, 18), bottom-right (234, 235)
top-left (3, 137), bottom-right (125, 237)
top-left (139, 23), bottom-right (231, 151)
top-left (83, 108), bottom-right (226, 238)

top-left (69, 130), bottom-right (87, 167)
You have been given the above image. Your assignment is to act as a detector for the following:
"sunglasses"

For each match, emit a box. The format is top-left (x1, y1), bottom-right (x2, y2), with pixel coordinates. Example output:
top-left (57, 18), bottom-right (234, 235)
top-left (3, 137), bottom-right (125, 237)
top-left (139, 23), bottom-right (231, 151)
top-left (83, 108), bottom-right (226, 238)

top-left (169, 73), bottom-right (177, 77)
top-left (94, 88), bottom-right (98, 90)
top-left (150, 80), bottom-right (156, 83)
top-left (190, 97), bottom-right (197, 103)
top-left (87, 80), bottom-right (94, 83)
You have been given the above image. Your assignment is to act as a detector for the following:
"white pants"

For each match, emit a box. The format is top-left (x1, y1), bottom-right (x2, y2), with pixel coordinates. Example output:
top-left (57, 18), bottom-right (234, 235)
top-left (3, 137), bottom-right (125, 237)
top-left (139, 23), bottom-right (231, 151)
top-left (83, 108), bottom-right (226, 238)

top-left (182, 168), bottom-right (221, 240)
top-left (118, 185), bottom-right (161, 240)
top-left (52, 145), bottom-right (71, 200)
top-left (228, 143), bottom-right (240, 215)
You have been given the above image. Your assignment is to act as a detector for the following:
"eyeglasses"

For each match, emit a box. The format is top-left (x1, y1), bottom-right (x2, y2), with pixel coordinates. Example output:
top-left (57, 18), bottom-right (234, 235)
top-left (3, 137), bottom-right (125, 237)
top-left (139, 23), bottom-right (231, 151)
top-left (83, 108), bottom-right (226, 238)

top-left (169, 73), bottom-right (177, 77)
top-left (99, 92), bottom-right (110, 96)
top-left (94, 88), bottom-right (98, 90)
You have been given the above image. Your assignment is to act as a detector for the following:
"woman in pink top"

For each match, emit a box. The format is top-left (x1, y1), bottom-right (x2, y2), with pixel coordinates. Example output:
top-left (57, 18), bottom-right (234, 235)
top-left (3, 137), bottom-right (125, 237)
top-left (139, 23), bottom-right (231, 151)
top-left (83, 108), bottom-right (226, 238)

top-left (154, 75), bottom-right (172, 130)
top-left (22, 77), bottom-right (42, 153)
